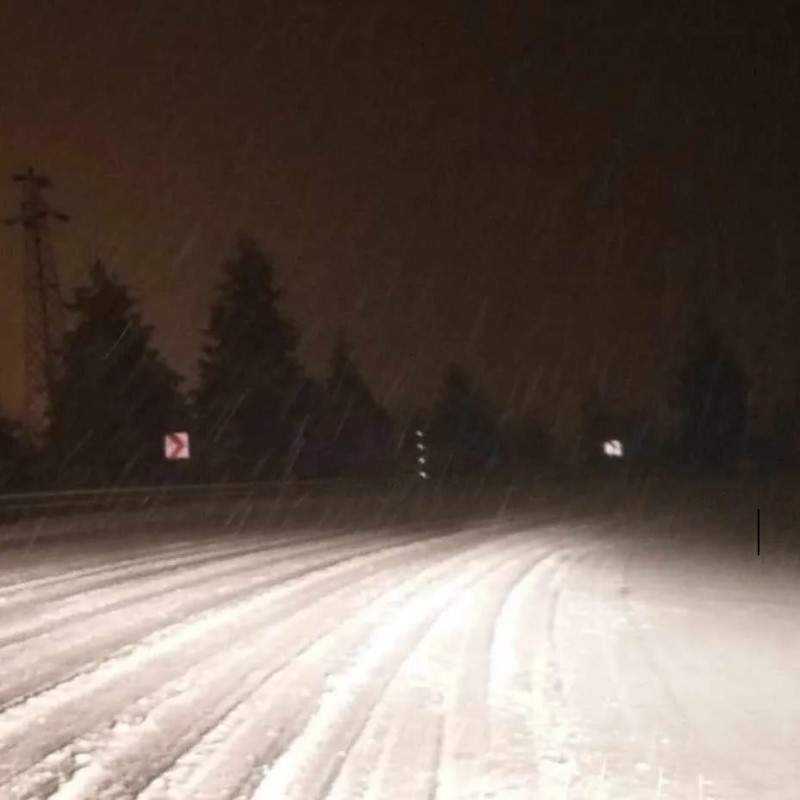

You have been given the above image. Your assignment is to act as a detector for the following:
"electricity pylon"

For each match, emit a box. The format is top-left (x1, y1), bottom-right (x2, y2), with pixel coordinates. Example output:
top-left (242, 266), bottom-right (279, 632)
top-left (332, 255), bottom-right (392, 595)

top-left (5, 167), bottom-right (68, 438)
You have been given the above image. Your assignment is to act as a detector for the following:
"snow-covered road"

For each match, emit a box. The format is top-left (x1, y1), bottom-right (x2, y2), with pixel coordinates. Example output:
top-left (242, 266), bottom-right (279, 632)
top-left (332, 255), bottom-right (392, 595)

top-left (1, 496), bottom-right (798, 799)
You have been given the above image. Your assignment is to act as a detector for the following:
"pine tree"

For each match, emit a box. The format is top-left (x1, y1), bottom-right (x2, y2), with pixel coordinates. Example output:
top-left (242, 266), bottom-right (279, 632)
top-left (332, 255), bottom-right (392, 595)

top-left (286, 377), bottom-right (336, 478)
top-left (194, 236), bottom-right (305, 480)
top-left (428, 363), bottom-right (502, 475)
top-left (325, 328), bottom-right (392, 475)
top-left (48, 261), bottom-right (187, 487)
top-left (675, 315), bottom-right (750, 466)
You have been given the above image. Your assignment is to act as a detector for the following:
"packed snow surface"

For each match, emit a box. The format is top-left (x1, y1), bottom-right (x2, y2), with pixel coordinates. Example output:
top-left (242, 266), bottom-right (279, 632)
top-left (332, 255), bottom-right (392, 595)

top-left (0, 487), bottom-right (797, 798)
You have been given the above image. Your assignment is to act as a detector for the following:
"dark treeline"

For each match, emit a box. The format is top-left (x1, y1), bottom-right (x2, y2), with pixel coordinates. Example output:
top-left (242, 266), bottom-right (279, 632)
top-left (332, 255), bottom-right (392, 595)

top-left (0, 236), bottom-right (794, 491)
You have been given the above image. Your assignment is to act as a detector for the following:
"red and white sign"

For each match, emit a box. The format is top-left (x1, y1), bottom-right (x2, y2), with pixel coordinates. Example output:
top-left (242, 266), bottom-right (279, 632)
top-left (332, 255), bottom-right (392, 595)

top-left (164, 432), bottom-right (190, 460)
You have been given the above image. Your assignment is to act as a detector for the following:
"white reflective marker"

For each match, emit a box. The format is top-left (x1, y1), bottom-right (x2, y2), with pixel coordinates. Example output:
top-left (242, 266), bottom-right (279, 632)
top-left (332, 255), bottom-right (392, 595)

top-left (603, 439), bottom-right (624, 458)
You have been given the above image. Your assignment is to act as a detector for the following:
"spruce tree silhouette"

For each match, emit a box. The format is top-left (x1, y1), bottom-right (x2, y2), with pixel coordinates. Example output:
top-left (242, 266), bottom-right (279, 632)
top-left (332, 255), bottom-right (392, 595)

top-left (325, 328), bottom-right (392, 475)
top-left (428, 363), bottom-right (501, 476)
top-left (48, 261), bottom-right (187, 486)
top-left (195, 236), bottom-right (306, 480)
top-left (675, 314), bottom-right (750, 467)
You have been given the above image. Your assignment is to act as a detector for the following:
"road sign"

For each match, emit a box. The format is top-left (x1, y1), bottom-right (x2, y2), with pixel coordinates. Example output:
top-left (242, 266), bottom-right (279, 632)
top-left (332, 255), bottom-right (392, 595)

top-left (165, 432), bottom-right (190, 460)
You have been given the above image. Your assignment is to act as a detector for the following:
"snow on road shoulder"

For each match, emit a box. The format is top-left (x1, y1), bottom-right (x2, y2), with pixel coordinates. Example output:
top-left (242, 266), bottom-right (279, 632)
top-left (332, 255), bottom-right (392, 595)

top-left (550, 535), bottom-right (800, 799)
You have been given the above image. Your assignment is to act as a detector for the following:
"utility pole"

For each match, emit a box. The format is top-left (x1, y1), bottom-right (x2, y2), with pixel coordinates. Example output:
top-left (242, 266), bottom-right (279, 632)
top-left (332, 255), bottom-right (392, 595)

top-left (5, 168), bottom-right (68, 438)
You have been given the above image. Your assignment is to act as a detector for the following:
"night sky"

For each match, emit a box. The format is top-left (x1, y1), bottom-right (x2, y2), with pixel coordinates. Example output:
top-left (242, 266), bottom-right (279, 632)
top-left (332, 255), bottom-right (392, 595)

top-left (1, 1), bottom-right (797, 441)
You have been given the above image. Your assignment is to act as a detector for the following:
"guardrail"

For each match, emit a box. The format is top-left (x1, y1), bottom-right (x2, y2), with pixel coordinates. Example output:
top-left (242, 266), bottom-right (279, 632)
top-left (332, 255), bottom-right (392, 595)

top-left (0, 473), bottom-right (573, 530)
top-left (0, 478), bottom-right (420, 523)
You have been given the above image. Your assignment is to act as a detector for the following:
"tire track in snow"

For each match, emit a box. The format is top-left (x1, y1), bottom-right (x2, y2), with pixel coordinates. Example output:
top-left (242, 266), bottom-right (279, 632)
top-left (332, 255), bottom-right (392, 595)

top-left (173, 530), bottom-right (532, 800)
top-left (480, 540), bottom-right (610, 800)
top-left (0, 550), bottom-right (357, 712)
top-left (0, 531), bottom-right (424, 711)
top-left (321, 532), bottom-right (576, 800)
top-left (0, 527), bottom-right (494, 793)
top-left (0, 531), bottom-right (358, 649)
top-left (0, 527), bottom-right (284, 590)
top-left (77, 529), bottom-right (523, 800)
top-left (0, 537), bottom-right (214, 593)
top-left (525, 544), bottom-right (604, 799)
top-left (244, 530), bottom-right (556, 800)
top-left (433, 545), bottom-right (585, 800)
top-left (0, 530), bottom-right (334, 610)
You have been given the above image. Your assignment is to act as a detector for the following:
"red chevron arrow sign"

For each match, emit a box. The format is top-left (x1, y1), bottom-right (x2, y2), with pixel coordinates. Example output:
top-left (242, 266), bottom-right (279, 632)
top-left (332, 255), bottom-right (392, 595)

top-left (164, 432), bottom-right (190, 460)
